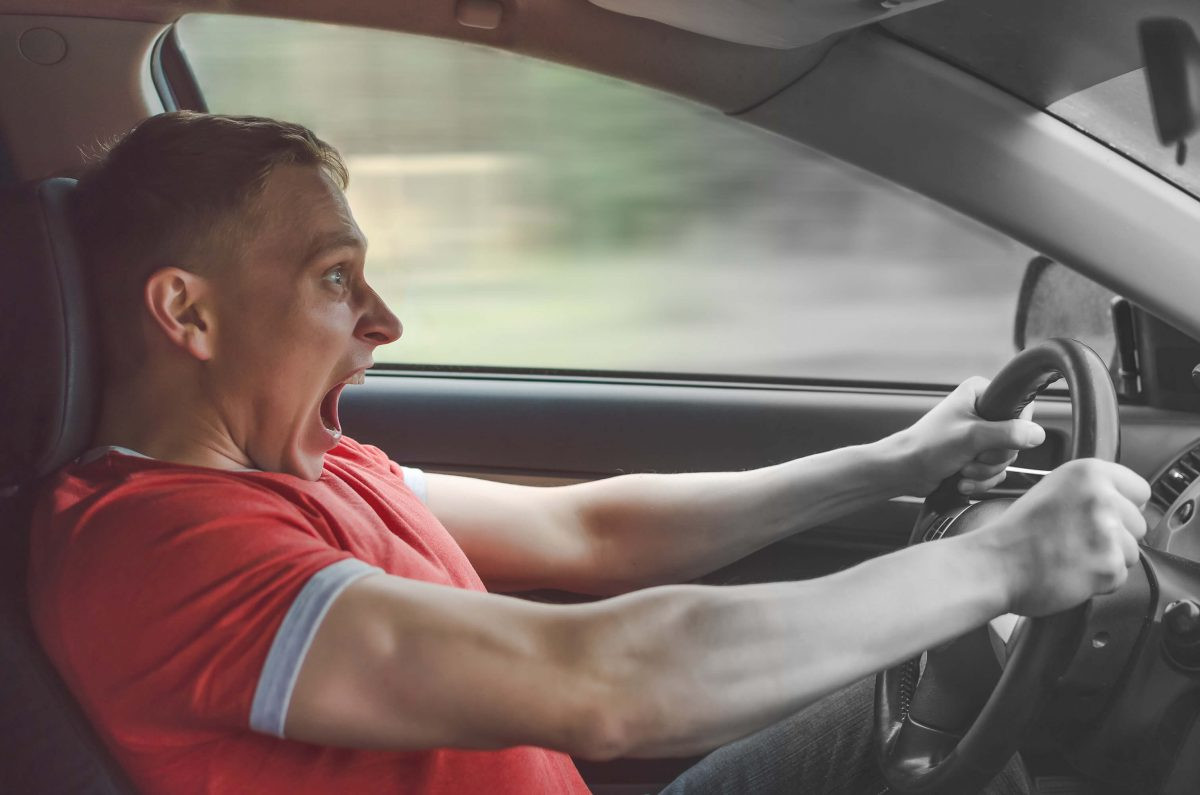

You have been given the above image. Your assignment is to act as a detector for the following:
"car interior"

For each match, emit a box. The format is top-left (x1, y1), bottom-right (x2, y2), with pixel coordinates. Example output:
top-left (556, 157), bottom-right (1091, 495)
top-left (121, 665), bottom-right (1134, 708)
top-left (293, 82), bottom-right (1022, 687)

top-left (5, 0), bottom-right (1200, 793)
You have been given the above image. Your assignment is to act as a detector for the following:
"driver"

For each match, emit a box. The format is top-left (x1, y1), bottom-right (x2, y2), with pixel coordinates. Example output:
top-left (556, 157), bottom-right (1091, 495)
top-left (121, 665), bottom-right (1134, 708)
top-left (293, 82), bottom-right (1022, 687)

top-left (28, 112), bottom-right (1150, 795)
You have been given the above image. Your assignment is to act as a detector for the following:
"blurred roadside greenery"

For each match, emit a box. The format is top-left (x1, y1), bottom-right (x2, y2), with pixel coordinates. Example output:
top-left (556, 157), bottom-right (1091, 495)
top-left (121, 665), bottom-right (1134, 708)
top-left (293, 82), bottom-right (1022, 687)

top-left (177, 14), bottom-right (1031, 383)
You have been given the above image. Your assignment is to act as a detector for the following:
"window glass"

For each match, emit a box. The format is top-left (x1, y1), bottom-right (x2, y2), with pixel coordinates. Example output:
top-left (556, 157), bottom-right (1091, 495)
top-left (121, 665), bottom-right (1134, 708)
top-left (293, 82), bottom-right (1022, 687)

top-left (176, 15), bottom-right (1036, 385)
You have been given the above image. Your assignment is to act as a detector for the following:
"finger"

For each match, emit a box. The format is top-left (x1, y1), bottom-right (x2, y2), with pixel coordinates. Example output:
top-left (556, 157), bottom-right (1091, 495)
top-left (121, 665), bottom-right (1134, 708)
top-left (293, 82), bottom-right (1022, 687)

top-left (1098, 556), bottom-right (1130, 595)
top-left (1112, 492), bottom-right (1148, 542)
top-left (970, 419), bottom-right (1046, 452)
top-left (1018, 402), bottom-right (1036, 423)
top-left (959, 460), bottom-right (1010, 481)
top-left (959, 471), bottom-right (1007, 495)
top-left (974, 448), bottom-right (1019, 467)
top-left (956, 376), bottom-right (990, 405)
top-left (1102, 463), bottom-right (1153, 509)
top-left (1115, 525), bottom-right (1140, 568)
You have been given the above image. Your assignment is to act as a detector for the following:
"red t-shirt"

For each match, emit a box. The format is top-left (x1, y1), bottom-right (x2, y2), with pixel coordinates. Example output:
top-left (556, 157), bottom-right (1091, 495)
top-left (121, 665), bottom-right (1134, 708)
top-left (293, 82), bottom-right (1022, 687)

top-left (27, 437), bottom-right (589, 795)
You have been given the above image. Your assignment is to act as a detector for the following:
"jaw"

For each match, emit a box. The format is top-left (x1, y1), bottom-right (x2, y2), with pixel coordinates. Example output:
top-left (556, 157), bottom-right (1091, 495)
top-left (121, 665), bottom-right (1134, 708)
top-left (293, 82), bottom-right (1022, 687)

top-left (242, 373), bottom-right (365, 481)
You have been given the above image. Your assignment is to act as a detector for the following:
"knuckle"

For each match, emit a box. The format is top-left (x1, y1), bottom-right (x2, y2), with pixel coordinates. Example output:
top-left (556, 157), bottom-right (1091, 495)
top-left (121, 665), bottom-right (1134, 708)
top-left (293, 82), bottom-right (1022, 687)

top-left (1080, 493), bottom-right (1107, 520)
top-left (1058, 460), bottom-right (1091, 487)
top-left (967, 423), bottom-right (987, 446)
top-left (1130, 514), bottom-right (1148, 540)
top-left (1098, 572), bottom-right (1125, 594)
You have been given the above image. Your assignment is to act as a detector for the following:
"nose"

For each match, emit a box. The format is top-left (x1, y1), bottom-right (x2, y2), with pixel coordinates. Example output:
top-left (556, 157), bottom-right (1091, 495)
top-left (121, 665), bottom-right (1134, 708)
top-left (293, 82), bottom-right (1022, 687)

top-left (355, 285), bottom-right (403, 346)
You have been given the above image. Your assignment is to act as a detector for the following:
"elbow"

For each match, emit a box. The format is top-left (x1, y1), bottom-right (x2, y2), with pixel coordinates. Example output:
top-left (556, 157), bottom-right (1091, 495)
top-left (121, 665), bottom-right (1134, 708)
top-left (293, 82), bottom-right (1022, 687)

top-left (567, 701), bottom-right (638, 761)
top-left (556, 658), bottom-right (645, 760)
top-left (553, 606), bottom-right (675, 760)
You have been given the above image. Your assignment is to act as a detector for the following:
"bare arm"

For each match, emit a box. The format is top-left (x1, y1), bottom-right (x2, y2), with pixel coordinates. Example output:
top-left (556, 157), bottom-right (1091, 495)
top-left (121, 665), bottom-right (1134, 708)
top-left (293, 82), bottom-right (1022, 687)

top-left (286, 527), bottom-right (1006, 758)
top-left (285, 460), bottom-right (1148, 758)
top-left (427, 378), bottom-right (1045, 594)
top-left (426, 439), bottom-right (909, 594)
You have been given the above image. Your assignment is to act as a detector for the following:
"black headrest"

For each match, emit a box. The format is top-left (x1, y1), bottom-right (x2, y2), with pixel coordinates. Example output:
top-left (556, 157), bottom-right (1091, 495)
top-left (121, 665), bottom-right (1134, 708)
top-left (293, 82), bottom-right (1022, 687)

top-left (0, 178), bottom-right (96, 492)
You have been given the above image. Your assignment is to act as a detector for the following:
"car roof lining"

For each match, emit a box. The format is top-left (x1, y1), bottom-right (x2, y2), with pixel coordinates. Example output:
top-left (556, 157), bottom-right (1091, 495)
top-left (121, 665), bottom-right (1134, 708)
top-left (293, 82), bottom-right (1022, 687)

top-left (0, 0), bottom-right (1178, 118)
top-left (0, 0), bottom-right (836, 113)
top-left (0, 0), bottom-right (1186, 111)
top-left (0, 0), bottom-right (1180, 108)
top-left (585, 0), bottom-right (948, 49)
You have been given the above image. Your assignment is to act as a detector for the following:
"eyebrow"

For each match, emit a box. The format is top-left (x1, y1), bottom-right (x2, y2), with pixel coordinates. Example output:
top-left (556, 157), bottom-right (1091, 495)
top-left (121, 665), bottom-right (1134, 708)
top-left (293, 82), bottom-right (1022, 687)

top-left (301, 230), bottom-right (368, 266)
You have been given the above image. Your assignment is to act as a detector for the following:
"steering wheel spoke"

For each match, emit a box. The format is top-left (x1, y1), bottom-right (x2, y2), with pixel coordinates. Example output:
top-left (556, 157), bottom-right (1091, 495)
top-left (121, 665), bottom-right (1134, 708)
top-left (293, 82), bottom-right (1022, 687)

top-left (986, 613), bottom-right (1022, 667)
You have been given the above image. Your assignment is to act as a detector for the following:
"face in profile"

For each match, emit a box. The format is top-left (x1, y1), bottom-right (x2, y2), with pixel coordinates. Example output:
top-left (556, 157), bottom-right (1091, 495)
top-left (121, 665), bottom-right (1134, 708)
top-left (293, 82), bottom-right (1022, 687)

top-left (201, 164), bottom-right (402, 479)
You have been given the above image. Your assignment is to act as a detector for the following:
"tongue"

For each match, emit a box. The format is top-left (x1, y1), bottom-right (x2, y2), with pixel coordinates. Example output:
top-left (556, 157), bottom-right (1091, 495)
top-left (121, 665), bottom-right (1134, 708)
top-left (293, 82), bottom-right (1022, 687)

top-left (320, 383), bottom-right (346, 434)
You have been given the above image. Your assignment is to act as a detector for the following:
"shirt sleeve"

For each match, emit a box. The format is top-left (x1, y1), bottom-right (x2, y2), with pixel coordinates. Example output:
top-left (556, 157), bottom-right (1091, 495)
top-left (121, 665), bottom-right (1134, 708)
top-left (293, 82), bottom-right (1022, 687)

top-left (249, 557), bottom-right (378, 736)
top-left (37, 474), bottom-right (374, 743)
top-left (398, 466), bottom-right (428, 504)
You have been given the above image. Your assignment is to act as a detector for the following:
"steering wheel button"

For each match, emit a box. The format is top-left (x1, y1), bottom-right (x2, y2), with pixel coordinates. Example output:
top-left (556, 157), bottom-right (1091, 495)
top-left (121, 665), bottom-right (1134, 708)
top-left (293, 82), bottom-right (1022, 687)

top-left (1174, 500), bottom-right (1196, 526)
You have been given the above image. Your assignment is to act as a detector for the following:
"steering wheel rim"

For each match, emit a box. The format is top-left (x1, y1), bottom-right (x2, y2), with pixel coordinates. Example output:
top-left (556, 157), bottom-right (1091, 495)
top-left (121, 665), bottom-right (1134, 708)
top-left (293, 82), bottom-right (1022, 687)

top-left (874, 338), bottom-right (1120, 794)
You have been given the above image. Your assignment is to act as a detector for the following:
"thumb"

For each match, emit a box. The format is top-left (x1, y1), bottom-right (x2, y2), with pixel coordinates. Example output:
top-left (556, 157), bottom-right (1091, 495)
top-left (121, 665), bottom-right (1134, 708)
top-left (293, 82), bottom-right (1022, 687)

top-left (973, 418), bottom-right (1046, 451)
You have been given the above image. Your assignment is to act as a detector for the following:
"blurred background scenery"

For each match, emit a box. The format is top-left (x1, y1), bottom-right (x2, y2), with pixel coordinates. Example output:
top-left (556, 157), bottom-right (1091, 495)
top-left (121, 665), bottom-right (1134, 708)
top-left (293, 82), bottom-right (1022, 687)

top-left (177, 15), bottom-right (1034, 384)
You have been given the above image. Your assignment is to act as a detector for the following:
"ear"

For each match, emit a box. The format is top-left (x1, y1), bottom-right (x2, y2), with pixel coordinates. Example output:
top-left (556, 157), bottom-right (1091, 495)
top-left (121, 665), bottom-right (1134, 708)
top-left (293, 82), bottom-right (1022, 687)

top-left (143, 267), bottom-right (214, 362)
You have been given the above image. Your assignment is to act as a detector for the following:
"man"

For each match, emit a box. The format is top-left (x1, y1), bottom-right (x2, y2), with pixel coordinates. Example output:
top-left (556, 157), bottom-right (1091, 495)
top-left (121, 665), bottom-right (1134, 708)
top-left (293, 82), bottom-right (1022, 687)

top-left (28, 112), bottom-right (1149, 794)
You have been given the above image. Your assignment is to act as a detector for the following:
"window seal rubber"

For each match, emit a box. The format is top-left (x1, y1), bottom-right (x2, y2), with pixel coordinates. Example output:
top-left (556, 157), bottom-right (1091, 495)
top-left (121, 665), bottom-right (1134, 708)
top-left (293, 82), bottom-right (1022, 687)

top-left (150, 25), bottom-right (208, 114)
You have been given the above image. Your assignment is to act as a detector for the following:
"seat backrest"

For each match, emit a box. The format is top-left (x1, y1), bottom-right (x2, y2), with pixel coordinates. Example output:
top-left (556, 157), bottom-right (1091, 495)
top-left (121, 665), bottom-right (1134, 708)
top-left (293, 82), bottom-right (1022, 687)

top-left (0, 178), bottom-right (137, 793)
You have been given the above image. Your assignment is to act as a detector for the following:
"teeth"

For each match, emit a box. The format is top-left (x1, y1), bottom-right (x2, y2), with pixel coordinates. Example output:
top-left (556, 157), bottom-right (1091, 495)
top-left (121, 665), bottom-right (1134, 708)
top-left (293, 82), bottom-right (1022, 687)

top-left (346, 372), bottom-right (366, 385)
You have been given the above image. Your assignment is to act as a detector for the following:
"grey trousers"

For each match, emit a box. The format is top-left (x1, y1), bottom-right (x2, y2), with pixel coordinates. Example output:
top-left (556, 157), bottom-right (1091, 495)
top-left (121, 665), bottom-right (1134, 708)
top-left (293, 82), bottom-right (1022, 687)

top-left (660, 677), bottom-right (1033, 795)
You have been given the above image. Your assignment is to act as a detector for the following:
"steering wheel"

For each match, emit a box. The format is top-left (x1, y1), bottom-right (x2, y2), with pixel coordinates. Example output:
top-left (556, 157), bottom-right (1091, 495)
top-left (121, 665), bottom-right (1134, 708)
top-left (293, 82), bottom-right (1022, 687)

top-left (874, 338), bottom-right (1120, 794)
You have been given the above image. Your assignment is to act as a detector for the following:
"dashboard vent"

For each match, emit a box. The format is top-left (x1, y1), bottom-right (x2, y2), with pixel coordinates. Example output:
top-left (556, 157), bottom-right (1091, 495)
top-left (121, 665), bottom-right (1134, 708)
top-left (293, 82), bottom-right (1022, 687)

top-left (1151, 446), bottom-right (1200, 512)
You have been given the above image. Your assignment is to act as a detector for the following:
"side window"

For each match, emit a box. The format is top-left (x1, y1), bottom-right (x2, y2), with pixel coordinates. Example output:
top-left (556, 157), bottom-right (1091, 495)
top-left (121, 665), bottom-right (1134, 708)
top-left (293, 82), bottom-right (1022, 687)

top-left (176, 15), bottom-right (1036, 386)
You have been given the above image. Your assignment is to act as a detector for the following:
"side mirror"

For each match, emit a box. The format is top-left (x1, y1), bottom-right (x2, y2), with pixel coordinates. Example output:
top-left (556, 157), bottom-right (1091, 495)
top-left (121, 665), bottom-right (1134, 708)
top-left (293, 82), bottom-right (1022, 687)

top-left (1010, 257), bottom-right (1144, 396)
top-left (1139, 18), bottom-right (1200, 150)
top-left (1013, 256), bottom-right (1117, 356)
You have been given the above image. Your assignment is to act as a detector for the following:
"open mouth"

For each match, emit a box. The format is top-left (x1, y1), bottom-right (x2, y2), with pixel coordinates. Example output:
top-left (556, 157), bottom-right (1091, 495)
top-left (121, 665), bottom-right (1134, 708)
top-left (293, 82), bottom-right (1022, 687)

top-left (319, 371), bottom-right (367, 440)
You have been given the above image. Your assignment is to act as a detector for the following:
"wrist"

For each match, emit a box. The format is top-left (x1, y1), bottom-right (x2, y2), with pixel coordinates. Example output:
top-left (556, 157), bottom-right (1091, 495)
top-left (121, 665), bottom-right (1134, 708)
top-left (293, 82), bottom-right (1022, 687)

top-left (868, 431), bottom-right (926, 497)
top-left (953, 525), bottom-right (1020, 616)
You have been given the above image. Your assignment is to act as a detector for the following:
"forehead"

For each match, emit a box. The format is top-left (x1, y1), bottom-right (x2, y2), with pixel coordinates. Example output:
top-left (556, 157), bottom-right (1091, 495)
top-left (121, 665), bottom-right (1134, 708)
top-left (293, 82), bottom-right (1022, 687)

top-left (248, 164), bottom-right (364, 264)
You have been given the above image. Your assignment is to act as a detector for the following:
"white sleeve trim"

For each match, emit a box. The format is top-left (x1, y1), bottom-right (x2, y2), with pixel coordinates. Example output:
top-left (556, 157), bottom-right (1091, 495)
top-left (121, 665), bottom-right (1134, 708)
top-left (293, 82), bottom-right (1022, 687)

top-left (249, 558), bottom-right (382, 737)
top-left (399, 466), bottom-right (428, 504)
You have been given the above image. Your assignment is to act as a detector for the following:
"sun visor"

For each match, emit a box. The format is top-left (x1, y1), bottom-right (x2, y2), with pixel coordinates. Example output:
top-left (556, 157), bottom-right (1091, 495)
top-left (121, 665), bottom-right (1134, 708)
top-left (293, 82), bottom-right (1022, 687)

top-left (588, 0), bottom-right (948, 49)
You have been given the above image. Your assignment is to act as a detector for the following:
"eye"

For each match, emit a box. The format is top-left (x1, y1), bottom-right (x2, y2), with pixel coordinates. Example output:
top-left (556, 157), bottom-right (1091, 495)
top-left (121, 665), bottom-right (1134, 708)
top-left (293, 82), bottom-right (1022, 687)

top-left (323, 264), bottom-right (349, 288)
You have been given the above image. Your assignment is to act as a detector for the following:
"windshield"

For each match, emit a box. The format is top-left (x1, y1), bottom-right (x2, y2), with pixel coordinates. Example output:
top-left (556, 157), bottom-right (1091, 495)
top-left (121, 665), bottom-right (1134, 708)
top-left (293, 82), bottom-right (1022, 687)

top-left (884, 0), bottom-right (1200, 201)
top-left (1048, 68), bottom-right (1200, 200)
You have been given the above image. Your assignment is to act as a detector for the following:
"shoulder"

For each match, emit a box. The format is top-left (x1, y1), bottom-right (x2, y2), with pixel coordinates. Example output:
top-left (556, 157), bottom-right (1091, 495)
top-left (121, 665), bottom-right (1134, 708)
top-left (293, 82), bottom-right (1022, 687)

top-left (327, 436), bottom-right (427, 502)
top-left (326, 435), bottom-right (392, 470)
top-left (32, 459), bottom-right (319, 576)
top-left (65, 460), bottom-right (304, 524)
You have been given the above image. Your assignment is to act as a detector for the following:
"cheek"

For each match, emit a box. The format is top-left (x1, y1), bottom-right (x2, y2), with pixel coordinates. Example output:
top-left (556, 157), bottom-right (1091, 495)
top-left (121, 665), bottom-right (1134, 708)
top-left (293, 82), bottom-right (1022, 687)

top-left (216, 287), bottom-right (351, 378)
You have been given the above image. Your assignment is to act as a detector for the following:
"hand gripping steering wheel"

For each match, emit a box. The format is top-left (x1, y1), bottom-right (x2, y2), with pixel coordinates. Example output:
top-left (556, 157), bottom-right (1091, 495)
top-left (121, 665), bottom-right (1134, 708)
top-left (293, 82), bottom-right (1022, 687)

top-left (874, 338), bottom-right (1120, 794)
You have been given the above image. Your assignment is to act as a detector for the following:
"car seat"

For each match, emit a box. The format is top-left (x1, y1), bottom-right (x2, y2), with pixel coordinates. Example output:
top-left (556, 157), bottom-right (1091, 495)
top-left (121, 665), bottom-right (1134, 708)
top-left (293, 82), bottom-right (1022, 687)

top-left (0, 177), bottom-right (138, 793)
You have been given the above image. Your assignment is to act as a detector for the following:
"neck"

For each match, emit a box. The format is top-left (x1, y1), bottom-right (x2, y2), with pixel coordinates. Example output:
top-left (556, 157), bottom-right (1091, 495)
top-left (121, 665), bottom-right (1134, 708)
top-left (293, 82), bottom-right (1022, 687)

top-left (91, 375), bottom-right (253, 472)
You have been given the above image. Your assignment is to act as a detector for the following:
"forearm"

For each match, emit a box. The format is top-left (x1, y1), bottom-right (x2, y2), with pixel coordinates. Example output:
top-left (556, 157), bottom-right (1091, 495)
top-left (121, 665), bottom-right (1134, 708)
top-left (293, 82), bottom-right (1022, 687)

top-left (572, 435), bottom-right (915, 591)
top-left (572, 531), bottom-right (1007, 758)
